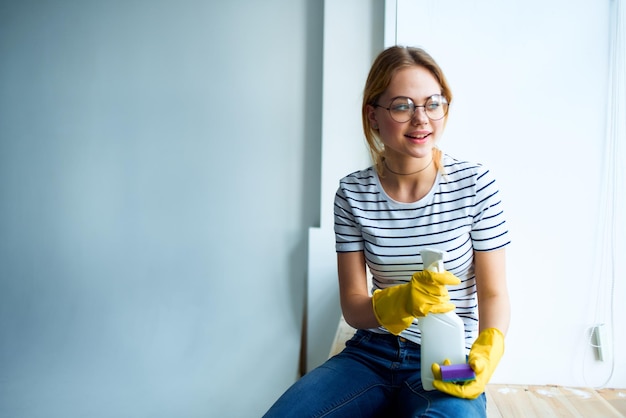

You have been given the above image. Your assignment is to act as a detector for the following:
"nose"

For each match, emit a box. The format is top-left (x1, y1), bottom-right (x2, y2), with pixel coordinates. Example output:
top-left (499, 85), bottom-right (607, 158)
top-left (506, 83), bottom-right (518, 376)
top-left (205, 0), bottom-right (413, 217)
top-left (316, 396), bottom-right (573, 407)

top-left (411, 105), bottom-right (429, 125)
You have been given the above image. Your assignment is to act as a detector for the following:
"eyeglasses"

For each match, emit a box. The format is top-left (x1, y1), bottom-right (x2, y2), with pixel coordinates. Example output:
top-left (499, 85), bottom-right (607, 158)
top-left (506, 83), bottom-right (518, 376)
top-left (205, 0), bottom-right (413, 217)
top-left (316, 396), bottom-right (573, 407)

top-left (374, 95), bottom-right (449, 122)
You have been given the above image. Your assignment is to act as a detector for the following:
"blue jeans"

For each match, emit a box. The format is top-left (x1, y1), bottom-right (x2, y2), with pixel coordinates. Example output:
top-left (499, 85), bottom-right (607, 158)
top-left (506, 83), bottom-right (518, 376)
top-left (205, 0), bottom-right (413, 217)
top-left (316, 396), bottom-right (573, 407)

top-left (263, 330), bottom-right (486, 418)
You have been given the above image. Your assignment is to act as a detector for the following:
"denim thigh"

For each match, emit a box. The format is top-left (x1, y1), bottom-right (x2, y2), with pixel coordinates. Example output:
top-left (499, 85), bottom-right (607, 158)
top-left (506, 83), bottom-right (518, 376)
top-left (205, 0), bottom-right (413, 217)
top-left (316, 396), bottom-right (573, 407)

top-left (396, 374), bottom-right (486, 418)
top-left (263, 330), bottom-right (397, 417)
top-left (263, 330), bottom-right (486, 418)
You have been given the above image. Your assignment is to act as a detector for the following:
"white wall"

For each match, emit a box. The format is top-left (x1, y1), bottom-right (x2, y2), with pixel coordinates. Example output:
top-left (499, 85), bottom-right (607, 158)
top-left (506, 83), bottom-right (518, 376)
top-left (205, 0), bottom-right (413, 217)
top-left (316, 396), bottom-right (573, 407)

top-left (389, 0), bottom-right (625, 388)
top-left (306, 0), bottom-right (381, 372)
top-left (0, 1), bottom-right (323, 417)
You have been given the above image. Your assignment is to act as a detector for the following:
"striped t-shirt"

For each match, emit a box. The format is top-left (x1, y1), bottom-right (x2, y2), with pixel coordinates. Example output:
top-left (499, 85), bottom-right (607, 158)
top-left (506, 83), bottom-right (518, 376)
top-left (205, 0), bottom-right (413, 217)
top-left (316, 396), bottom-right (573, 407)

top-left (333, 154), bottom-right (510, 349)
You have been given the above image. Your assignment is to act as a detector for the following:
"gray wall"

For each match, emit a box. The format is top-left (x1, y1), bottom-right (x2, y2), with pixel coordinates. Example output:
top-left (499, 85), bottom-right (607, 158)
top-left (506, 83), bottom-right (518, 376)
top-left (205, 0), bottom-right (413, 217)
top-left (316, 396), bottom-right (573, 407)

top-left (0, 1), bottom-right (322, 416)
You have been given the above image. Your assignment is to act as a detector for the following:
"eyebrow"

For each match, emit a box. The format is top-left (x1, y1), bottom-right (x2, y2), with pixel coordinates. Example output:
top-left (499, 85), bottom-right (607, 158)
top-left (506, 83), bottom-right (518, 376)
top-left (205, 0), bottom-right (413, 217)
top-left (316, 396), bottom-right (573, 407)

top-left (387, 93), bottom-right (445, 102)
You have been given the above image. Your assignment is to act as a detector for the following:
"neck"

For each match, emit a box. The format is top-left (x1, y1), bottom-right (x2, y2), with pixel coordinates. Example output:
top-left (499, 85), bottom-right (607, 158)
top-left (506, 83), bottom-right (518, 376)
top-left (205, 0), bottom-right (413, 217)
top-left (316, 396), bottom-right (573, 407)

top-left (383, 157), bottom-right (433, 176)
top-left (379, 156), bottom-right (438, 203)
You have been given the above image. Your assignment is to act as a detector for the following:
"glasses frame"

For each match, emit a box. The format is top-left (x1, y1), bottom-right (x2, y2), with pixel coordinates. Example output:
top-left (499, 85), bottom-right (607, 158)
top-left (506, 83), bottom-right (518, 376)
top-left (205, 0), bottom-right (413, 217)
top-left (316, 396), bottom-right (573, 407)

top-left (374, 94), bottom-right (450, 122)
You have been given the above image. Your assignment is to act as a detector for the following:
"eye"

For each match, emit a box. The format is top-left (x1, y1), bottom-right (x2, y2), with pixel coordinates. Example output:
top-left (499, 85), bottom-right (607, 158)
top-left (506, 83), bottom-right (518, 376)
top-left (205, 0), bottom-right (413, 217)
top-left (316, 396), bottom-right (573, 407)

top-left (390, 98), bottom-right (414, 112)
top-left (392, 104), bottom-right (412, 112)
top-left (427, 95), bottom-right (446, 105)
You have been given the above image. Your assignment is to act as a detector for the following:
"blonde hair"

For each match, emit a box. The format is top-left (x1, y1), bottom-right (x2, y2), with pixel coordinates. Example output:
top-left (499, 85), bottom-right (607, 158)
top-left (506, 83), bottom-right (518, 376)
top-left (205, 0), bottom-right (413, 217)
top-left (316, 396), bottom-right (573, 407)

top-left (362, 46), bottom-right (453, 175)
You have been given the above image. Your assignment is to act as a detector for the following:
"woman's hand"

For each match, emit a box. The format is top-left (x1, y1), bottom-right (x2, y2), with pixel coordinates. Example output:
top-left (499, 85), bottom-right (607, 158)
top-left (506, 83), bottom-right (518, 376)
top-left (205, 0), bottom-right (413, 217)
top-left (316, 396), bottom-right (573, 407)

top-left (432, 327), bottom-right (505, 399)
top-left (371, 270), bottom-right (461, 335)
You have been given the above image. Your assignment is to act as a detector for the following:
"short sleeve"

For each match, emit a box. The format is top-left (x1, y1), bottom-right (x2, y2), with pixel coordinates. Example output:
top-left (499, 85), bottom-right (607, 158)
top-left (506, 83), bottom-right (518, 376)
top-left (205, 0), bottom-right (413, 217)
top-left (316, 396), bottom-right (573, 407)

top-left (334, 184), bottom-right (364, 253)
top-left (470, 167), bottom-right (510, 251)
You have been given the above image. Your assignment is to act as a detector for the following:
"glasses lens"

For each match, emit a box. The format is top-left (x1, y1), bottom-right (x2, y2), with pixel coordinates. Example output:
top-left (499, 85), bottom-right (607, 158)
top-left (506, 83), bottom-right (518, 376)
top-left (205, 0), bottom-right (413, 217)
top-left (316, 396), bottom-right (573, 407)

top-left (388, 97), bottom-right (415, 123)
top-left (425, 95), bottom-right (448, 120)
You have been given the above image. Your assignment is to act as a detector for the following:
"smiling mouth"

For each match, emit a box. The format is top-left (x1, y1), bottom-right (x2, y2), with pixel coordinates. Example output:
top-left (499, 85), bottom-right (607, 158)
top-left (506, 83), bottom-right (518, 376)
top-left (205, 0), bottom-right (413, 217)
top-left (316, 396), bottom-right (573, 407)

top-left (406, 133), bottom-right (430, 140)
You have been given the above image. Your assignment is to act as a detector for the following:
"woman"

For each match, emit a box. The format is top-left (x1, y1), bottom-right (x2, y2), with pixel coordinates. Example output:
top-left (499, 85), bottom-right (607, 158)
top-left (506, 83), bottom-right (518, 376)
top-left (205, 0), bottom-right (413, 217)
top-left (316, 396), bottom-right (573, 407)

top-left (264, 46), bottom-right (510, 418)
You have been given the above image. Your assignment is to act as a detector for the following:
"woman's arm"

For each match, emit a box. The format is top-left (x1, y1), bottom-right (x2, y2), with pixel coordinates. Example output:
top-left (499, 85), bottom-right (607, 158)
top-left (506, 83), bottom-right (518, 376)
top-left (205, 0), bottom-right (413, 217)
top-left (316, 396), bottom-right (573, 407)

top-left (474, 248), bottom-right (510, 335)
top-left (337, 251), bottom-right (380, 329)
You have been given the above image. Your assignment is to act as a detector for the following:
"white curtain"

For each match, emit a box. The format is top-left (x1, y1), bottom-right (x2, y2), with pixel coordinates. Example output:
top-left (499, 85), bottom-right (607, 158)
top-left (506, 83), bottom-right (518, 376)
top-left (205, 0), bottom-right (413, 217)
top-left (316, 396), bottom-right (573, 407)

top-left (592, 0), bottom-right (625, 387)
top-left (606, 0), bottom-right (625, 170)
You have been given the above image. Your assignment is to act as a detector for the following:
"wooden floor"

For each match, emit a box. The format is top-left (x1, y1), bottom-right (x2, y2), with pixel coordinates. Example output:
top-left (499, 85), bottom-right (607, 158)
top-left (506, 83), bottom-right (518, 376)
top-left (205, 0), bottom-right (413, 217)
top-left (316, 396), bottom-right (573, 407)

top-left (486, 385), bottom-right (625, 417)
top-left (330, 317), bottom-right (625, 417)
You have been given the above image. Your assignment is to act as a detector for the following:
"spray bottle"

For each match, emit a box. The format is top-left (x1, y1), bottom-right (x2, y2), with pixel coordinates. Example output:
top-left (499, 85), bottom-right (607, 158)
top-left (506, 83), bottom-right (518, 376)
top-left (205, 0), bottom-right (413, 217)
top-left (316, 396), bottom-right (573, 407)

top-left (418, 248), bottom-right (474, 390)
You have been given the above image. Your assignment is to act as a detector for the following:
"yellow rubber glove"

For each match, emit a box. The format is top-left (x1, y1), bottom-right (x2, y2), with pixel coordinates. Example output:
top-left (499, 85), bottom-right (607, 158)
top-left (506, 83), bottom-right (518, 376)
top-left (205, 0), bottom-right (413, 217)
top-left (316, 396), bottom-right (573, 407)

top-left (371, 270), bottom-right (461, 335)
top-left (432, 328), bottom-right (505, 399)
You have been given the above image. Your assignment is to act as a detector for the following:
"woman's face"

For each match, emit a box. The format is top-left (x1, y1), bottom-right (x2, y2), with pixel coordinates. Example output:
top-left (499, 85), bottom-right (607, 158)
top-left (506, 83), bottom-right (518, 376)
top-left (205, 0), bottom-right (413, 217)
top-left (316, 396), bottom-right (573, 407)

top-left (367, 65), bottom-right (446, 162)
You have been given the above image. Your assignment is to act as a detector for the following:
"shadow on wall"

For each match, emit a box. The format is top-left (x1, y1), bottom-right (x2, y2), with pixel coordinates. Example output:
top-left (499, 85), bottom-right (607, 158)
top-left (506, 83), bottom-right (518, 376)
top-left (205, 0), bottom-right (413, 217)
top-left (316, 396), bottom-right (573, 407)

top-left (289, 0), bottom-right (324, 376)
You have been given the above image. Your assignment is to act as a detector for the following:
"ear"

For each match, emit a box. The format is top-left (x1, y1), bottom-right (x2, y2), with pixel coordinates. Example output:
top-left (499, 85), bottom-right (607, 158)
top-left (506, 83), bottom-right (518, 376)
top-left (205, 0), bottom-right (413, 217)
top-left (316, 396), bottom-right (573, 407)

top-left (366, 104), bottom-right (379, 128)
